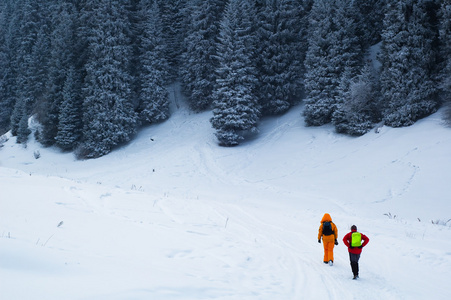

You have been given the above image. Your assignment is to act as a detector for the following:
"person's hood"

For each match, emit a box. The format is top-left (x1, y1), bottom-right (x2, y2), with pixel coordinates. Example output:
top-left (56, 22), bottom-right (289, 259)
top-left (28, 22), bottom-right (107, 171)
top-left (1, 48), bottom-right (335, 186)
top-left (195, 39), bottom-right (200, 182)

top-left (321, 213), bottom-right (332, 223)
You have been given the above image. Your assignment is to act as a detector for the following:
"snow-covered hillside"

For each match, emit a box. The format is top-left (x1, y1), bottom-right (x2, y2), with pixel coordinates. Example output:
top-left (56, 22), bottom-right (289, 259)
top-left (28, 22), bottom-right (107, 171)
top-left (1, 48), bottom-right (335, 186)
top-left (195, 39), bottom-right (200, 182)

top-left (1, 88), bottom-right (451, 299)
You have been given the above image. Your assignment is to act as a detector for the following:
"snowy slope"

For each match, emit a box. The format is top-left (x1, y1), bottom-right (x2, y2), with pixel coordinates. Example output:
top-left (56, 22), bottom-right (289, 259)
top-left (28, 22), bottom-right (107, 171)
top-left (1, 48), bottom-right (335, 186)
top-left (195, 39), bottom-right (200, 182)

top-left (1, 85), bottom-right (451, 299)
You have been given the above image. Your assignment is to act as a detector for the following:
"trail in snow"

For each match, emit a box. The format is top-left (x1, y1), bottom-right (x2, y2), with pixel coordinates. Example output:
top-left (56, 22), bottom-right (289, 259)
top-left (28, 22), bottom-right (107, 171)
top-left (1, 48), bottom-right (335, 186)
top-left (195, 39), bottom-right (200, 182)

top-left (1, 84), bottom-right (451, 299)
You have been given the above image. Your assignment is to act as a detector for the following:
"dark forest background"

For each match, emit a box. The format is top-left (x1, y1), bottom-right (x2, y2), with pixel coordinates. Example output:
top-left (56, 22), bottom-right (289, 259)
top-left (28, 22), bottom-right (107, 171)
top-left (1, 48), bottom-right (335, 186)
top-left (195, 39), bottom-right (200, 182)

top-left (0, 0), bottom-right (450, 158)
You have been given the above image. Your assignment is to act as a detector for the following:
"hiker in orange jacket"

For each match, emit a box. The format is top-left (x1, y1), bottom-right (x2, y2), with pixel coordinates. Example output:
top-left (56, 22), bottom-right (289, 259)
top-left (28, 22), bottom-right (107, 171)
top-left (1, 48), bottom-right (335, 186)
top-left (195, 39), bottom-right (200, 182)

top-left (318, 213), bottom-right (338, 265)
top-left (342, 225), bottom-right (369, 279)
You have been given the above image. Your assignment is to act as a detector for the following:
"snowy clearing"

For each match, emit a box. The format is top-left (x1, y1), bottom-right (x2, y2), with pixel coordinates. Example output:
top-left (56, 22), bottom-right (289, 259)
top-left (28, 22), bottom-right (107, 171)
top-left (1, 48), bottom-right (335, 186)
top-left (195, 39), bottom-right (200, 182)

top-left (1, 91), bottom-right (451, 299)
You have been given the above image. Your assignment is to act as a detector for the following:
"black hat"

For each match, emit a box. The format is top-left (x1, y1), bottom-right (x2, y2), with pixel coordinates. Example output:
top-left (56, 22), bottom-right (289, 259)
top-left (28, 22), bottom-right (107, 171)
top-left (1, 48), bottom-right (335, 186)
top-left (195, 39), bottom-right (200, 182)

top-left (351, 225), bottom-right (357, 231)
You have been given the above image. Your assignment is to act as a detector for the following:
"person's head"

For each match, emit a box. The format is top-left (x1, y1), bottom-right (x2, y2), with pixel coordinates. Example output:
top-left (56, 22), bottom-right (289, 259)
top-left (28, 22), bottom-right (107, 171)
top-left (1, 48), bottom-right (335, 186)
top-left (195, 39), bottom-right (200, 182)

top-left (351, 225), bottom-right (357, 232)
top-left (321, 213), bottom-right (332, 223)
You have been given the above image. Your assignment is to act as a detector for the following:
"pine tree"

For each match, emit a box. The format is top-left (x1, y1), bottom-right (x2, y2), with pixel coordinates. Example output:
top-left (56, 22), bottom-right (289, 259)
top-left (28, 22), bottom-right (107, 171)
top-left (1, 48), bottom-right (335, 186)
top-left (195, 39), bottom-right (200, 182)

top-left (211, 0), bottom-right (260, 146)
top-left (304, 0), bottom-right (363, 126)
top-left (380, 0), bottom-right (438, 127)
top-left (29, 22), bottom-right (51, 115)
top-left (256, 0), bottom-right (305, 116)
top-left (12, 96), bottom-right (31, 144)
top-left (10, 0), bottom-right (44, 139)
top-left (303, 0), bottom-right (335, 126)
top-left (439, 1), bottom-right (451, 105)
top-left (332, 1), bottom-right (364, 108)
top-left (136, 0), bottom-right (170, 124)
top-left (333, 63), bottom-right (381, 135)
top-left (353, 0), bottom-right (386, 48)
top-left (0, 0), bottom-right (18, 134)
top-left (79, 0), bottom-right (138, 158)
top-left (330, 0), bottom-right (366, 132)
top-left (55, 67), bottom-right (82, 150)
top-left (180, 0), bottom-right (225, 111)
top-left (77, 0), bottom-right (98, 76)
top-left (439, 0), bottom-right (451, 124)
top-left (36, 2), bottom-right (77, 146)
top-left (156, 0), bottom-right (188, 81)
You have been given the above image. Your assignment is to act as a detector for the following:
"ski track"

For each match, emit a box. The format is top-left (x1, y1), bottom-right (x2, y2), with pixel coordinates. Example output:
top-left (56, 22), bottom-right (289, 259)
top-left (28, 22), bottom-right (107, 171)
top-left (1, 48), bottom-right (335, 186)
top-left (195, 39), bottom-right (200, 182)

top-left (152, 128), bottom-right (413, 300)
top-left (62, 178), bottom-right (405, 300)
top-left (2, 92), bottom-right (451, 299)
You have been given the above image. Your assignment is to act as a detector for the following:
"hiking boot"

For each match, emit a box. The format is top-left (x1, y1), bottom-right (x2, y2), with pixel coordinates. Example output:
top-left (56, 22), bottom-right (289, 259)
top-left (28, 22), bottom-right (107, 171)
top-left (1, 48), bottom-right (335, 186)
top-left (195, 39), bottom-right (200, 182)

top-left (328, 260), bottom-right (333, 266)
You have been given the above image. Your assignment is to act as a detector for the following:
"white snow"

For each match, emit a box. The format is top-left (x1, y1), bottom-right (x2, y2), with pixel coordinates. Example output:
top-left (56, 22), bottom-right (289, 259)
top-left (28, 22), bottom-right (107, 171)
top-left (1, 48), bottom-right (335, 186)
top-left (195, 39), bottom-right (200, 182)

top-left (1, 85), bottom-right (451, 299)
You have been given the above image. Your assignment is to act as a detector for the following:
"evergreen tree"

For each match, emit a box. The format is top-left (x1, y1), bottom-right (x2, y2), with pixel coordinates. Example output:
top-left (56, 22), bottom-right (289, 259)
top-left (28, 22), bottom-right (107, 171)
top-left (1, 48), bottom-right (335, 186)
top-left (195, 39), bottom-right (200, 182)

top-left (304, 0), bottom-right (362, 126)
top-left (439, 1), bottom-right (451, 104)
top-left (256, 0), bottom-right (305, 116)
top-left (36, 2), bottom-right (78, 146)
top-left (9, 0), bottom-right (46, 140)
top-left (156, 0), bottom-right (188, 81)
top-left (11, 96), bottom-right (31, 144)
top-left (79, 0), bottom-right (138, 158)
top-left (380, 0), bottom-right (439, 127)
top-left (332, 1), bottom-right (364, 106)
top-left (77, 0), bottom-right (98, 77)
top-left (439, 0), bottom-right (451, 123)
top-left (126, 0), bottom-right (142, 107)
top-left (136, 0), bottom-right (170, 124)
top-left (303, 0), bottom-right (335, 126)
top-left (330, 0), bottom-right (366, 132)
top-left (29, 20), bottom-right (51, 116)
top-left (333, 63), bottom-right (381, 135)
top-left (211, 0), bottom-right (260, 146)
top-left (0, 1), bottom-right (19, 134)
top-left (55, 67), bottom-right (82, 150)
top-left (180, 0), bottom-right (225, 111)
top-left (353, 0), bottom-right (386, 48)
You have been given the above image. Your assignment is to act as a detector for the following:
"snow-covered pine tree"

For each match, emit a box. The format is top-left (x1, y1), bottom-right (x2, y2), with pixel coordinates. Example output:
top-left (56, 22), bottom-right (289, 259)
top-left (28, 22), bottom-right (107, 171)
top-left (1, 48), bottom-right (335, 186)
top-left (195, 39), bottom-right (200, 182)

top-left (55, 67), bottom-right (82, 150)
top-left (299, 0), bottom-right (314, 65)
top-left (0, 0), bottom-right (19, 134)
top-left (256, 0), bottom-right (305, 116)
top-left (439, 0), bottom-right (451, 123)
top-left (303, 0), bottom-right (339, 126)
top-left (79, 0), bottom-right (138, 159)
top-left (380, 0), bottom-right (439, 127)
top-left (12, 96), bottom-right (31, 144)
top-left (10, 0), bottom-right (43, 141)
top-left (331, 0), bottom-right (367, 133)
top-left (333, 63), bottom-right (381, 135)
top-left (29, 22), bottom-right (51, 116)
top-left (211, 0), bottom-right (260, 146)
top-left (304, 0), bottom-right (363, 126)
top-left (353, 0), bottom-right (386, 48)
top-left (156, 0), bottom-right (188, 82)
top-left (37, 2), bottom-right (78, 146)
top-left (136, 0), bottom-right (170, 124)
top-left (76, 0), bottom-right (98, 77)
top-left (180, 0), bottom-right (225, 111)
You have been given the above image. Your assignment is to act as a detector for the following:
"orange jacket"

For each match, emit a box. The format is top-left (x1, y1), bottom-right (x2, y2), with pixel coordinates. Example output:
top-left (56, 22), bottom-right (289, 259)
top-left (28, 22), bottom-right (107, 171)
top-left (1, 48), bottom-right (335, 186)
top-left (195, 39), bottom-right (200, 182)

top-left (318, 213), bottom-right (338, 241)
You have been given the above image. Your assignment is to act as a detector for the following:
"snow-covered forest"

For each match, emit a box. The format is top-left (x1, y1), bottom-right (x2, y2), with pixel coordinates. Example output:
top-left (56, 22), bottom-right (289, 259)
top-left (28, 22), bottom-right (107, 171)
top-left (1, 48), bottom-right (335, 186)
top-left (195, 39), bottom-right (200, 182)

top-left (0, 0), bottom-right (450, 158)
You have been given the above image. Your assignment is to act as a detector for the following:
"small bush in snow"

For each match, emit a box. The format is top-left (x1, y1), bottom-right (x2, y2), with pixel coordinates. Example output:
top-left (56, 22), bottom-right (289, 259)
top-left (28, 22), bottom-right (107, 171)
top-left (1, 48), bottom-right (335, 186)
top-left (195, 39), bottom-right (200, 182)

top-left (0, 135), bottom-right (8, 148)
top-left (431, 219), bottom-right (451, 226)
top-left (384, 212), bottom-right (397, 219)
top-left (34, 150), bottom-right (41, 159)
top-left (1, 232), bottom-right (11, 239)
top-left (444, 103), bottom-right (451, 127)
top-left (131, 184), bottom-right (144, 191)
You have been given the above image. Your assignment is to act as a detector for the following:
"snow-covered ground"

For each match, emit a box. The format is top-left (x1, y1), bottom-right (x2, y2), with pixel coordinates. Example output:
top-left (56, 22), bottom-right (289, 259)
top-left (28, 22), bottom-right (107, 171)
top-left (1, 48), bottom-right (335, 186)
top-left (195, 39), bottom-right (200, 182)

top-left (1, 86), bottom-right (451, 299)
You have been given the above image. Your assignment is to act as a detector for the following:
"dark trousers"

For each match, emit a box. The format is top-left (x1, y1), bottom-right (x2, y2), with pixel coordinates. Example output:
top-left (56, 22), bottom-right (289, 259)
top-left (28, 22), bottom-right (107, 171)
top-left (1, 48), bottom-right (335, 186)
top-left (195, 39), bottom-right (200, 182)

top-left (349, 253), bottom-right (360, 276)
